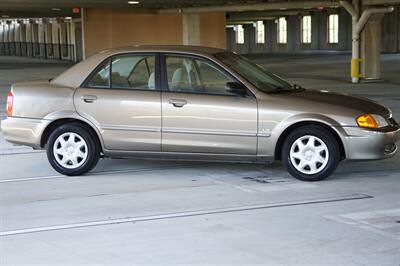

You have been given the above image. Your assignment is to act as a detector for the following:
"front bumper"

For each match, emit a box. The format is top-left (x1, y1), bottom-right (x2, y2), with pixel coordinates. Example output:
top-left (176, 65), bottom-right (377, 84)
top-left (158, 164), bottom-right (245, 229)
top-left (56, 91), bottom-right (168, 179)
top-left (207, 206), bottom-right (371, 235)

top-left (339, 125), bottom-right (400, 160)
top-left (1, 117), bottom-right (50, 149)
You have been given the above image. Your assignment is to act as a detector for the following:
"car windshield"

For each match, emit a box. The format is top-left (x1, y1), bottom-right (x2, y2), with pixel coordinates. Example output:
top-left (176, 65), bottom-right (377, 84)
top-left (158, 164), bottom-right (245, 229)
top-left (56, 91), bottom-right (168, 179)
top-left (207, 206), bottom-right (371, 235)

top-left (214, 52), bottom-right (297, 93)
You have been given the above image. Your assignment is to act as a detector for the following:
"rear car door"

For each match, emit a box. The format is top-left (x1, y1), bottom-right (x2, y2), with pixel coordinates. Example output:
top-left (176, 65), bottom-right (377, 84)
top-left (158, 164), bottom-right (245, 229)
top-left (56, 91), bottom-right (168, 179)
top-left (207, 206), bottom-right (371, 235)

top-left (74, 53), bottom-right (161, 151)
top-left (161, 54), bottom-right (258, 155)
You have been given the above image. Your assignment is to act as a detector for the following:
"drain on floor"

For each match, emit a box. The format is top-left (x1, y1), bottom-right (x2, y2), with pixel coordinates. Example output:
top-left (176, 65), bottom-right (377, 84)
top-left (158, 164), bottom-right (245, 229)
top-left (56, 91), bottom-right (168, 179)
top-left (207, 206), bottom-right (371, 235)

top-left (243, 176), bottom-right (290, 184)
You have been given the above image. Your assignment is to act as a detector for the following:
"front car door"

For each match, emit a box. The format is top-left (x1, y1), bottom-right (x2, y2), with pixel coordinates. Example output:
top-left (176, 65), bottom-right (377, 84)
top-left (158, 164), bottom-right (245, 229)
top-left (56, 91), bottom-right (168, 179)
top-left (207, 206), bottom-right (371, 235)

top-left (161, 54), bottom-right (258, 155)
top-left (74, 53), bottom-right (161, 152)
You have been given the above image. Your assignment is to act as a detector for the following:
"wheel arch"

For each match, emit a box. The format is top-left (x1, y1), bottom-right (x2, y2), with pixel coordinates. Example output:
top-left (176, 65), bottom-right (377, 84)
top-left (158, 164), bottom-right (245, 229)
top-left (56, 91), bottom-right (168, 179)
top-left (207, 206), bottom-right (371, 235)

top-left (274, 121), bottom-right (346, 161)
top-left (40, 118), bottom-right (104, 152)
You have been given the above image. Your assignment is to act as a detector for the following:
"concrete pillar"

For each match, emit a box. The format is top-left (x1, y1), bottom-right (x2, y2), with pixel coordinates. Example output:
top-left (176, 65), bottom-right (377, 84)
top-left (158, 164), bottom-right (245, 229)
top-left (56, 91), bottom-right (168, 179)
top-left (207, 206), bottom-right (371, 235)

top-left (360, 13), bottom-right (385, 80)
top-left (59, 21), bottom-right (68, 60)
top-left (38, 21), bottom-right (45, 43)
top-left (0, 22), bottom-right (4, 55)
top-left (30, 21), bottom-right (38, 43)
top-left (44, 20), bottom-right (53, 58)
top-left (266, 20), bottom-right (277, 52)
top-left (25, 22), bottom-right (32, 42)
top-left (287, 16), bottom-right (297, 52)
top-left (182, 14), bottom-right (200, 45)
top-left (72, 20), bottom-right (84, 62)
top-left (38, 20), bottom-right (46, 58)
top-left (26, 21), bottom-right (33, 57)
top-left (15, 21), bottom-right (22, 56)
top-left (4, 22), bottom-right (10, 55)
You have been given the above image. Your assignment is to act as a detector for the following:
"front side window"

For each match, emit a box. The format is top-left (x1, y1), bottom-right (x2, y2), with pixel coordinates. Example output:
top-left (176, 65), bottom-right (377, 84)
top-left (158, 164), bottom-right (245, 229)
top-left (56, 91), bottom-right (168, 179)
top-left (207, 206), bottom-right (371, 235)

top-left (165, 56), bottom-right (236, 96)
top-left (277, 17), bottom-right (287, 44)
top-left (255, 21), bottom-right (265, 44)
top-left (328, 14), bottom-right (339, 44)
top-left (235, 25), bottom-right (244, 44)
top-left (301, 16), bottom-right (312, 44)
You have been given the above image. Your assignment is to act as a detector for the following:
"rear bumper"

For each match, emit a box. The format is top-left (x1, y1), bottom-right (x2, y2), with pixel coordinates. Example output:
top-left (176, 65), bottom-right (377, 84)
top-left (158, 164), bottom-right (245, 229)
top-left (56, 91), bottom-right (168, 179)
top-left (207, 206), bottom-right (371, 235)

top-left (1, 117), bottom-right (50, 149)
top-left (340, 126), bottom-right (400, 160)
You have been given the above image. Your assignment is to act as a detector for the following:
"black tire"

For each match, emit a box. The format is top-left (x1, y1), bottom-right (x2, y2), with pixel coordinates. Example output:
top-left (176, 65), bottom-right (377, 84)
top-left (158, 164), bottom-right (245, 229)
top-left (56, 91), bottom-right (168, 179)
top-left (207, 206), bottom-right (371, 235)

top-left (46, 122), bottom-right (100, 176)
top-left (281, 125), bottom-right (340, 181)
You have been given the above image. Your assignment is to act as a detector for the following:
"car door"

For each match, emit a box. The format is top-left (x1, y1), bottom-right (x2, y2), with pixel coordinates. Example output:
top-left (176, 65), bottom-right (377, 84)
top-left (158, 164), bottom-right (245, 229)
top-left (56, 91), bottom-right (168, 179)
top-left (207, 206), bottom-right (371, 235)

top-left (161, 54), bottom-right (258, 155)
top-left (74, 53), bottom-right (161, 151)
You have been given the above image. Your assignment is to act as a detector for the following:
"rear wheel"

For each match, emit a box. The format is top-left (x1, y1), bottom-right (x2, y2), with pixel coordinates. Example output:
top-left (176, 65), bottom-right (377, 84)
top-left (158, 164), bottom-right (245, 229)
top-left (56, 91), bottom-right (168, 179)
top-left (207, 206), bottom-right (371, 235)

top-left (46, 123), bottom-right (100, 176)
top-left (282, 126), bottom-right (340, 181)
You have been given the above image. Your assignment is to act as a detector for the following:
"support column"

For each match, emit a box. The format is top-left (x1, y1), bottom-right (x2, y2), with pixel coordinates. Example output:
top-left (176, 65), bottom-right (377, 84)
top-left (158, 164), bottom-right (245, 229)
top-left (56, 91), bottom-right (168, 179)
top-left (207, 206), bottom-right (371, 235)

top-left (360, 13), bottom-right (384, 80)
top-left (25, 21), bottom-right (31, 57)
top-left (44, 20), bottom-right (53, 58)
top-left (340, 0), bottom-right (393, 83)
top-left (59, 21), bottom-right (68, 60)
top-left (38, 20), bottom-right (46, 58)
top-left (15, 21), bottom-right (23, 56)
top-left (0, 22), bottom-right (4, 55)
top-left (9, 21), bottom-right (16, 55)
top-left (182, 14), bottom-right (200, 46)
top-left (4, 22), bottom-right (10, 55)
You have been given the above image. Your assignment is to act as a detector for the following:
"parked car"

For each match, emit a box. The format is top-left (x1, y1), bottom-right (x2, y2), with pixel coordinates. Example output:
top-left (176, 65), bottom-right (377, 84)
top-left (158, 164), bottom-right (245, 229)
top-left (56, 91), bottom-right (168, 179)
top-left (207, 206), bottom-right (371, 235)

top-left (2, 46), bottom-right (399, 181)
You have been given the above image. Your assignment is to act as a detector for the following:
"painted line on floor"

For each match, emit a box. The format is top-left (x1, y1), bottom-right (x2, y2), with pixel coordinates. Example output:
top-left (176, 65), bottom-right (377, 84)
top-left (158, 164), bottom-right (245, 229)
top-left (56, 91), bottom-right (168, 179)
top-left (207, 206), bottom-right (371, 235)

top-left (0, 163), bottom-right (210, 184)
top-left (0, 150), bottom-right (44, 156)
top-left (0, 193), bottom-right (372, 237)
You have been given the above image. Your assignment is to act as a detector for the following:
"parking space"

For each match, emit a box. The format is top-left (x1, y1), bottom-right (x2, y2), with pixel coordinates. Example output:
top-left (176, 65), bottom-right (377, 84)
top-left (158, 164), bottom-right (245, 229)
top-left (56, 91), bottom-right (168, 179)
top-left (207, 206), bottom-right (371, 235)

top-left (1, 54), bottom-right (399, 265)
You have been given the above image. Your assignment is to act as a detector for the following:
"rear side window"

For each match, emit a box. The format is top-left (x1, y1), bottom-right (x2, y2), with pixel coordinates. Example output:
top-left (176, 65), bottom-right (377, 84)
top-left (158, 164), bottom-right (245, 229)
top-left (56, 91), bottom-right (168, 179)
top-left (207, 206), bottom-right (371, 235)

top-left (85, 54), bottom-right (156, 90)
top-left (112, 55), bottom-right (155, 90)
top-left (86, 60), bottom-right (110, 88)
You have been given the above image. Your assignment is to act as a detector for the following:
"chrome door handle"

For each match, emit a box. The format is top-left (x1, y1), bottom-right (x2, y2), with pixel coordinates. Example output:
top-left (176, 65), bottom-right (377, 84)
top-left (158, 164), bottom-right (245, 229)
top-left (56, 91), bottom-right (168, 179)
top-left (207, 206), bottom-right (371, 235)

top-left (169, 99), bottom-right (187, 108)
top-left (80, 95), bottom-right (97, 103)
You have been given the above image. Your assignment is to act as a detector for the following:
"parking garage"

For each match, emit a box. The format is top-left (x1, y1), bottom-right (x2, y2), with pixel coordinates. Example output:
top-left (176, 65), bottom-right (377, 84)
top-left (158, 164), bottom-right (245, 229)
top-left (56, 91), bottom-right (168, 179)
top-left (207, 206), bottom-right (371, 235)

top-left (0, 0), bottom-right (400, 265)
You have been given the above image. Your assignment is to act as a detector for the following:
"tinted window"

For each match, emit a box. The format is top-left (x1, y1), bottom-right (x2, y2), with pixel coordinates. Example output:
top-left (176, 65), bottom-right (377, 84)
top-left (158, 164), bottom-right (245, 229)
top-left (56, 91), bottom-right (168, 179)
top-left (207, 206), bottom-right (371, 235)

top-left (86, 60), bottom-right (110, 88)
top-left (165, 56), bottom-right (235, 95)
top-left (112, 55), bottom-right (156, 90)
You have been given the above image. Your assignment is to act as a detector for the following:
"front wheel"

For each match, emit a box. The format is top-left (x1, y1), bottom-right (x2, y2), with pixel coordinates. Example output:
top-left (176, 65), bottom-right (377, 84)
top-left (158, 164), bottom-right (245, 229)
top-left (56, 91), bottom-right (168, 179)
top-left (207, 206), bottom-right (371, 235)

top-left (282, 126), bottom-right (340, 181)
top-left (46, 123), bottom-right (100, 176)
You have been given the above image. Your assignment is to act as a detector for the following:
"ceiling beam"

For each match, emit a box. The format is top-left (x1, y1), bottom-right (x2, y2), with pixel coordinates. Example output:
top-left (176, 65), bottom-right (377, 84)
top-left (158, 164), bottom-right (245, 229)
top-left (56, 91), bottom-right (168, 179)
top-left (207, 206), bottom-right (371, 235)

top-left (227, 10), bottom-right (315, 21)
top-left (159, 1), bottom-right (340, 13)
top-left (362, 0), bottom-right (400, 5)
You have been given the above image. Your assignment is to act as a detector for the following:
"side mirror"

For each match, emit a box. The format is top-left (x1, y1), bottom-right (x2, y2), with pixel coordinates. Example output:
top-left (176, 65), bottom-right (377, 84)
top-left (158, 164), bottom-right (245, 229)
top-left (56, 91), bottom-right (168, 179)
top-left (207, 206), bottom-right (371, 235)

top-left (225, 82), bottom-right (247, 96)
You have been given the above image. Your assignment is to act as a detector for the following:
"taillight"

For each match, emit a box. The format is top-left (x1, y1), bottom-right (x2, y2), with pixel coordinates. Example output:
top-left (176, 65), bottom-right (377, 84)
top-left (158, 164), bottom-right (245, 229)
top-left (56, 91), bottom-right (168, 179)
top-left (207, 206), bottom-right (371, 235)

top-left (6, 91), bottom-right (13, 117)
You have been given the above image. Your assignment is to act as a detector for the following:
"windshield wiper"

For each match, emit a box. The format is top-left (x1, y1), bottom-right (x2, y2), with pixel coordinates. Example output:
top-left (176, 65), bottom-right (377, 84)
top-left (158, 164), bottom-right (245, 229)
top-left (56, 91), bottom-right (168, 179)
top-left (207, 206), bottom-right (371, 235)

top-left (267, 86), bottom-right (292, 94)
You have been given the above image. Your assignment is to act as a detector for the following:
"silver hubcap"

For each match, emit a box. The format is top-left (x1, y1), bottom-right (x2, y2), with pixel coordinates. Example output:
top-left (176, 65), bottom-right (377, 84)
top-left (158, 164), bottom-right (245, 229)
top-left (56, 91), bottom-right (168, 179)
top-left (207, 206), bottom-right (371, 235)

top-left (290, 135), bottom-right (329, 175)
top-left (53, 132), bottom-right (88, 169)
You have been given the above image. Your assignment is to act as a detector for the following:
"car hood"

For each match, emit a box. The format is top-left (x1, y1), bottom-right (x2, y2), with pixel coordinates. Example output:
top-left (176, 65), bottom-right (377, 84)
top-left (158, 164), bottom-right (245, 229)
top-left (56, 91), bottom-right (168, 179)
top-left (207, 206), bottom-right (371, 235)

top-left (286, 89), bottom-right (390, 117)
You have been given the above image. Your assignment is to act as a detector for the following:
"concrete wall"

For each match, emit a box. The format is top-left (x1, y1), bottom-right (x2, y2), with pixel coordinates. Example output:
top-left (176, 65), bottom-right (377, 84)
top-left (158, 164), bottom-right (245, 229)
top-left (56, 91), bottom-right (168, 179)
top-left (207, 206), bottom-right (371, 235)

top-left (83, 9), bottom-right (182, 57)
top-left (381, 5), bottom-right (400, 53)
top-left (83, 9), bottom-right (226, 57)
top-left (199, 12), bottom-right (226, 48)
top-left (227, 6), bottom-right (399, 54)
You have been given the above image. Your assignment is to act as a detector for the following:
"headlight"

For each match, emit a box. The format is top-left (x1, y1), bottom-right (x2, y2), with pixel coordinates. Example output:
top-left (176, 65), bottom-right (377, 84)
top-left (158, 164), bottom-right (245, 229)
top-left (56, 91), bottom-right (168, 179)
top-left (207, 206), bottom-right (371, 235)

top-left (356, 114), bottom-right (389, 129)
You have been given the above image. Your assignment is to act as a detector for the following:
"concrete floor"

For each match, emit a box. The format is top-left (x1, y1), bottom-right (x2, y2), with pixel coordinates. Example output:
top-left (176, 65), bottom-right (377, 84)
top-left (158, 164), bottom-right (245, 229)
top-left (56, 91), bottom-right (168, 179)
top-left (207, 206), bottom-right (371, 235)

top-left (0, 53), bottom-right (399, 265)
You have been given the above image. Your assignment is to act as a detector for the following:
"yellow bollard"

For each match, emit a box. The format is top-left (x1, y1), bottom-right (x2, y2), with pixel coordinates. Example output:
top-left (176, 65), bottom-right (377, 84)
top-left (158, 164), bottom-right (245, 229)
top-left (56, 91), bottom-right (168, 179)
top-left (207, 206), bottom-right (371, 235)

top-left (351, 58), bottom-right (363, 78)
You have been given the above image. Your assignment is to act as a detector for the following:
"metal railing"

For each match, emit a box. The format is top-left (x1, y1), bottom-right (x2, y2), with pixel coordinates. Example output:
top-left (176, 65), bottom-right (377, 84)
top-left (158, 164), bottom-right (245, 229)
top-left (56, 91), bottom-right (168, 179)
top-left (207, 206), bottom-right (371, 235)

top-left (0, 42), bottom-right (76, 62)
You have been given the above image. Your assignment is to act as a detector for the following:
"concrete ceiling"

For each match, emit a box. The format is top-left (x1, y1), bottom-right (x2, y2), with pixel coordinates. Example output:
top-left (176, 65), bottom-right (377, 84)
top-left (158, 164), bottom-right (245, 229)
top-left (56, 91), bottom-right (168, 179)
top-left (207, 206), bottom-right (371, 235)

top-left (0, 0), bottom-right (398, 18)
top-left (0, 0), bottom-right (332, 18)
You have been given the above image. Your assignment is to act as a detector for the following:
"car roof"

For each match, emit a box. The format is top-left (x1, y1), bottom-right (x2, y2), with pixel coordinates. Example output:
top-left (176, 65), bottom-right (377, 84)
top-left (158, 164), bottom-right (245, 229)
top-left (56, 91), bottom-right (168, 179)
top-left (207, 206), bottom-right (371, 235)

top-left (100, 45), bottom-right (225, 55)
top-left (51, 45), bottom-right (226, 88)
